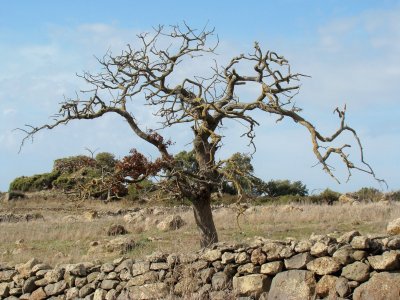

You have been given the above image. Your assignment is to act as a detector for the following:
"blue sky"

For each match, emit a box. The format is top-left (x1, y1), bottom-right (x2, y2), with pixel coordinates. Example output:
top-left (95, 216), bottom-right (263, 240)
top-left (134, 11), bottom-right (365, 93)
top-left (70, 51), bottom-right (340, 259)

top-left (1, 1), bottom-right (399, 193)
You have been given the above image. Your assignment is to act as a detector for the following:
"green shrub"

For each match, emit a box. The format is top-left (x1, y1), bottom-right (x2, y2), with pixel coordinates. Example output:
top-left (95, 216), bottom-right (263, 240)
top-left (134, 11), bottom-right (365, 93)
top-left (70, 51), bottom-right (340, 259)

top-left (95, 152), bottom-right (117, 172)
top-left (263, 180), bottom-right (308, 197)
top-left (355, 187), bottom-right (382, 202)
top-left (126, 180), bottom-right (154, 201)
top-left (309, 188), bottom-right (340, 204)
top-left (9, 171), bottom-right (60, 192)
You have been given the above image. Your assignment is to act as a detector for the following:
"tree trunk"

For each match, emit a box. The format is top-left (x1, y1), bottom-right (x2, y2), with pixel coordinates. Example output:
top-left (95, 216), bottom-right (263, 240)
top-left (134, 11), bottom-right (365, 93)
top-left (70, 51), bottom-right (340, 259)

top-left (192, 196), bottom-right (218, 248)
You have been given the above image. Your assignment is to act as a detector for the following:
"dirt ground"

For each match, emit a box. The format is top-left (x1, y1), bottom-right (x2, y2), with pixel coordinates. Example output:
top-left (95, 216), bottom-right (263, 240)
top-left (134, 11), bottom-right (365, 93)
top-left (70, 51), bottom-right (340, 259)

top-left (0, 193), bottom-right (398, 266)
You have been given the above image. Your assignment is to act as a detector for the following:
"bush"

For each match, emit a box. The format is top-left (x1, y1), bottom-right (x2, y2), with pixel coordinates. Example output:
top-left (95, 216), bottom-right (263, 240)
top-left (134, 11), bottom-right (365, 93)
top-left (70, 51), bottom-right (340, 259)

top-left (309, 188), bottom-right (340, 204)
top-left (263, 179), bottom-right (308, 197)
top-left (95, 152), bottom-right (117, 172)
top-left (9, 171), bottom-right (60, 192)
top-left (126, 180), bottom-right (154, 202)
top-left (355, 187), bottom-right (382, 202)
top-left (53, 155), bottom-right (97, 173)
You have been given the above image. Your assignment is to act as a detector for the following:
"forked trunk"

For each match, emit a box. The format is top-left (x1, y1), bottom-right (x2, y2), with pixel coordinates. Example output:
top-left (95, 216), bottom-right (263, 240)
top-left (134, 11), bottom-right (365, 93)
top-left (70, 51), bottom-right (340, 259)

top-left (192, 196), bottom-right (218, 248)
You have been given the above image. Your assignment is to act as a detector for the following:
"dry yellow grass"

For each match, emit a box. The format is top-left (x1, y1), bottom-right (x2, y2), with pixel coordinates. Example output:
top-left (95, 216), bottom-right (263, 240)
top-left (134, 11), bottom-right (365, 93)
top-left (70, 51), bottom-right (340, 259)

top-left (0, 197), bottom-right (398, 266)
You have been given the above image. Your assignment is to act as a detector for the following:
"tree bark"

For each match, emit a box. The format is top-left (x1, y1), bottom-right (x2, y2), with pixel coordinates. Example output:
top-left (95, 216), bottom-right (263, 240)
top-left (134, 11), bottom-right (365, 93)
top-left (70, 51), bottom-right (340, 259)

top-left (192, 196), bottom-right (218, 248)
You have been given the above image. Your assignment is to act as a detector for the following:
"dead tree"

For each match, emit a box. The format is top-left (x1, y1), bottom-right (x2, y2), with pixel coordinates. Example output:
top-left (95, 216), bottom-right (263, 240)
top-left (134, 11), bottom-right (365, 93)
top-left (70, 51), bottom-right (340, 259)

top-left (20, 24), bottom-right (384, 247)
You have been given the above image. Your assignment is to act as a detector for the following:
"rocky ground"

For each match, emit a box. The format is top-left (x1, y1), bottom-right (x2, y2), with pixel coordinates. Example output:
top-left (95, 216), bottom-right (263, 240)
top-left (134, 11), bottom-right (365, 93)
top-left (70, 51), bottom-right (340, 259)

top-left (1, 192), bottom-right (400, 299)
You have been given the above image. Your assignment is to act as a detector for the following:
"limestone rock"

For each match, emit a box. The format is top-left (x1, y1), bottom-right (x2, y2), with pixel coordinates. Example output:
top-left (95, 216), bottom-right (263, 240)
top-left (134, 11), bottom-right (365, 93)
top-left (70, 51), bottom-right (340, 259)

top-left (237, 263), bottom-right (260, 275)
top-left (268, 270), bottom-right (316, 300)
top-left (201, 249), bottom-right (222, 262)
top-left (306, 257), bottom-right (342, 275)
top-left (284, 252), bottom-right (313, 270)
top-left (131, 262), bottom-right (150, 279)
top-left (233, 274), bottom-right (270, 297)
top-left (251, 248), bottom-right (267, 265)
top-left (335, 277), bottom-right (351, 298)
top-left (310, 242), bottom-right (328, 257)
top-left (367, 250), bottom-right (400, 270)
top-left (221, 252), bottom-right (235, 264)
top-left (353, 272), bottom-right (400, 300)
top-left (156, 215), bottom-right (185, 231)
top-left (294, 240), bottom-right (312, 253)
top-left (337, 230), bottom-right (361, 243)
top-left (235, 252), bottom-right (250, 264)
top-left (332, 246), bottom-right (354, 265)
top-left (387, 218), bottom-right (400, 235)
top-left (211, 272), bottom-right (229, 290)
top-left (0, 270), bottom-right (17, 282)
top-left (93, 288), bottom-right (107, 300)
top-left (44, 268), bottom-right (64, 284)
top-left (341, 261), bottom-right (370, 282)
top-left (316, 275), bottom-right (338, 298)
top-left (260, 261), bottom-right (283, 275)
top-left (125, 282), bottom-right (169, 300)
top-left (66, 287), bottom-right (79, 300)
top-left (0, 282), bottom-right (10, 298)
top-left (101, 280), bottom-right (119, 290)
top-left (351, 236), bottom-right (371, 250)
top-left (29, 287), bottom-right (47, 300)
top-left (126, 271), bottom-right (158, 286)
top-left (44, 280), bottom-right (67, 296)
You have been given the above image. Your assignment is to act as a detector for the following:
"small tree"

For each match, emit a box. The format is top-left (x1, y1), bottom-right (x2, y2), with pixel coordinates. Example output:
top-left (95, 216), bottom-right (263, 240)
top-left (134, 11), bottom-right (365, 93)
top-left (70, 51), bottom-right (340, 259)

top-left (20, 24), bottom-right (383, 247)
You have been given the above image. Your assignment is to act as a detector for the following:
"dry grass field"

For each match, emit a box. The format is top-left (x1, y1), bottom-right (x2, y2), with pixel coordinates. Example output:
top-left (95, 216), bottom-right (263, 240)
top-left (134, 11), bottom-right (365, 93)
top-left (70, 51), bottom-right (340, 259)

top-left (0, 195), bottom-right (398, 266)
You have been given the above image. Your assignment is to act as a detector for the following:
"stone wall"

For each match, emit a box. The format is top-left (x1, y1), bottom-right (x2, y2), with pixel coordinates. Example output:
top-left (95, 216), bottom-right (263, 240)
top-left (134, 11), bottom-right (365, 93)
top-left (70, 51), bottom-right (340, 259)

top-left (1, 231), bottom-right (400, 299)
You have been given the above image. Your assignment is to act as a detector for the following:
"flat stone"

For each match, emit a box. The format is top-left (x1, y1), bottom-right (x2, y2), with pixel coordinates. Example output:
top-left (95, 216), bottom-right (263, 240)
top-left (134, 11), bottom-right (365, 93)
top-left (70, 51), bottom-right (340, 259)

top-left (341, 262), bottom-right (370, 282)
top-left (285, 252), bottom-right (313, 270)
top-left (233, 274), bottom-right (271, 297)
top-left (268, 270), bottom-right (316, 300)
top-left (306, 257), bottom-right (342, 275)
